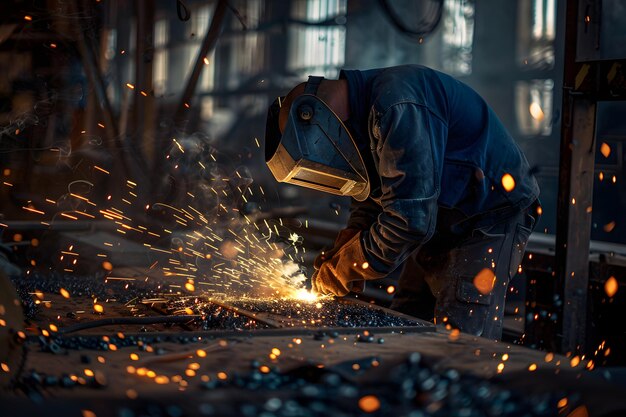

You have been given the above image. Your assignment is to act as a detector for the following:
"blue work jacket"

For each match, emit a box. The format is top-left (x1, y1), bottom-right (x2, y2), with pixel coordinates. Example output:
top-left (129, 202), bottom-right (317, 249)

top-left (340, 65), bottom-right (540, 274)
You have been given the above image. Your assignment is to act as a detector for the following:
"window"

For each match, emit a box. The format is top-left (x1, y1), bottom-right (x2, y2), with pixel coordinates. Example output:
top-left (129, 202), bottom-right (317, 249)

top-left (226, 0), bottom-right (264, 87)
top-left (517, 0), bottom-right (556, 69)
top-left (154, 19), bottom-right (168, 96)
top-left (441, 0), bottom-right (474, 76)
top-left (190, 4), bottom-right (215, 93)
top-left (515, 79), bottom-right (554, 136)
top-left (288, 0), bottom-right (347, 78)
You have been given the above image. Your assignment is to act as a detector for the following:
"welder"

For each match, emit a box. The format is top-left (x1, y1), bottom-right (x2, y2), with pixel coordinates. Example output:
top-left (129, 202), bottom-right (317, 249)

top-left (264, 65), bottom-right (540, 340)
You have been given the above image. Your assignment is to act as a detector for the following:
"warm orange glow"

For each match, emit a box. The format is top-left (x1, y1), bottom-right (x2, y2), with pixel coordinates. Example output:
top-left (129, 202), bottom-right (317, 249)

top-left (93, 304), bottom-right (104, 313)
top-left (358, 395), bottom-right (381, 413)
top-left (529, 102), bottom-right (545, 121)
top-left (568, 405), bottom-right (589, 417)
top-left (292, 289), bottom-right (318, 302)
top-left (605, 276), bottom-right (618, 297)
top-left (473, 268), bottom-right (496, 295)
top-left (102, 261), bottom-right (113, 271)
top-left (60, 288), bottom-right (70, 298)
top-left (501, 174), bottom-right (516, 192)
top-left (386, 285), bottom-right (395, 294)
top-left (154, 375), bottom-right (169, 384)
top-left (449, 328), bottom-right (460, 341)
top-left (600, 142), bottom-right (611, 158)
top-left (604, 221), bottom-right (616, 232)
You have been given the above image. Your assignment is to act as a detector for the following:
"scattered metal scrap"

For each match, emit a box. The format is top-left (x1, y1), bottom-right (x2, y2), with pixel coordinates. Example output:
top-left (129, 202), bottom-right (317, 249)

top-left (163, 295), bottom-right (434, 332)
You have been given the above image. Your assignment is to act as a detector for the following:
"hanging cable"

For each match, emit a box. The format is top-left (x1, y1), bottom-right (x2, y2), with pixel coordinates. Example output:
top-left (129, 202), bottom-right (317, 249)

top-left (377, 0), bottom-right (444, 40)
top-left (176, 0), bottom-right (191, 21)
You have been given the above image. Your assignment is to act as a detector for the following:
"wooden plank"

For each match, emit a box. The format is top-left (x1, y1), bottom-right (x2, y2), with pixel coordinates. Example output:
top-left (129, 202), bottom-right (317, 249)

top-left (554, 0), bottom-right (597, 354)
top-left (559, 99), bottom-right (596, 354)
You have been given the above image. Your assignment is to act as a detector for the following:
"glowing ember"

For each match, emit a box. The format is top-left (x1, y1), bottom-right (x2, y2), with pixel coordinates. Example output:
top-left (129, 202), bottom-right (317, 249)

top-left (603, 221), bottom-right (616, 232)
top-left (600, 142), bottom-right (611, 158)
top-left (358, 395), bottom-right (381, 413)
top-left (154, 375), bottom-right (169, 384)
top-left (501, 173), bottom-right (516, 192)
top-left (605, 276), bottom-right (618, 298)
top-left (473, 268), bottom-right (496, 295)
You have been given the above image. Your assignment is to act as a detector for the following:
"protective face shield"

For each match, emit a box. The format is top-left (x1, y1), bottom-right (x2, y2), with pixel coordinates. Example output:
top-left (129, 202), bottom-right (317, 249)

top-left (265, 76), bottom-right (370, 201)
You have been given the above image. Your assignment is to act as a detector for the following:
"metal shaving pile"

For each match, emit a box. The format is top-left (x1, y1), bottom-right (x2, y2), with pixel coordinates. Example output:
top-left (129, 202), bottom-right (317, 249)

top-left (11, 271), bottom-right (161, 320)
top-left (228, 298), bottom-right (424, 328)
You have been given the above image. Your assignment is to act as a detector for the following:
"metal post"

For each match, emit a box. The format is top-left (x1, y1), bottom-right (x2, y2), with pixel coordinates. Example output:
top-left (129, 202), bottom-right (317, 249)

top-left (554, 0), bottom-right (596, 354)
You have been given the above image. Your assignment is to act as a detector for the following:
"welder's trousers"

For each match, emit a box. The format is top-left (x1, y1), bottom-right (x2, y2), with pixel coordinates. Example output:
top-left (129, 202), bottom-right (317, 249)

top-left (389, 203), bottom-right (539, 340)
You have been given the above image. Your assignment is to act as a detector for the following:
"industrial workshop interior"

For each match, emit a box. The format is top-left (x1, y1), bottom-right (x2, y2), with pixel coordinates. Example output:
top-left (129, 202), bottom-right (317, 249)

top-left (1, 0), bottom-right (626, 415)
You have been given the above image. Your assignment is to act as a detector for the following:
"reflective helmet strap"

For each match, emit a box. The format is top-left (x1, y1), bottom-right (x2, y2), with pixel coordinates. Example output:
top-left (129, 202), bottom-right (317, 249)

top-left (304, 76), bottom-right (324, 95)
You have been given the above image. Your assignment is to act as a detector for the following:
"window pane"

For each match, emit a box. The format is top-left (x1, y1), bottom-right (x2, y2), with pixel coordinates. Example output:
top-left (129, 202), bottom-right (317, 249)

top-left (517, 0), bottom-right (556, 69)
top-left (515, 79), bottom-right (554, 136)
top-left (287, 0), bottom-right (347, 78)
top-left (442, 0), bottom-right (474, 75)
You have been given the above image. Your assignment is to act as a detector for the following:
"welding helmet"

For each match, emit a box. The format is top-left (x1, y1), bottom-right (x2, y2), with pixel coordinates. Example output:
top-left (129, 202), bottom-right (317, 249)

top-left (265, 76), bottom-right (370, 201)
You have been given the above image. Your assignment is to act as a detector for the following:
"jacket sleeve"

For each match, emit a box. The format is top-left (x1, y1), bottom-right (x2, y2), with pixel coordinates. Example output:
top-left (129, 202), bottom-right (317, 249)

top-left (346, 197), bottom-right (381, 230)
top-left (361, 102), bottom-right (447, 274)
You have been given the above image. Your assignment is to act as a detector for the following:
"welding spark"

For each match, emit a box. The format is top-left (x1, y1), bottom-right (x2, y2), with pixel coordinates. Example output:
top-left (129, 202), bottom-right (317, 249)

top-left (291, 288), bottom-right (319, 302)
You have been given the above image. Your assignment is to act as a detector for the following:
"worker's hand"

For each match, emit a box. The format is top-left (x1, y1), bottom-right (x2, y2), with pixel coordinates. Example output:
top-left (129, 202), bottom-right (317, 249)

top-left (311, 232), bottom-right (385, 296)
top-left (313, 228), bottom-right (360, 270)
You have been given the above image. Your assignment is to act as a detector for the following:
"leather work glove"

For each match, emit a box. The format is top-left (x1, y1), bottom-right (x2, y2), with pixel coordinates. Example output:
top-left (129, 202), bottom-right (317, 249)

top-left (313, 228), bottom-right (360, 270)
top-left (311, 232), bottom-right (385, 296)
